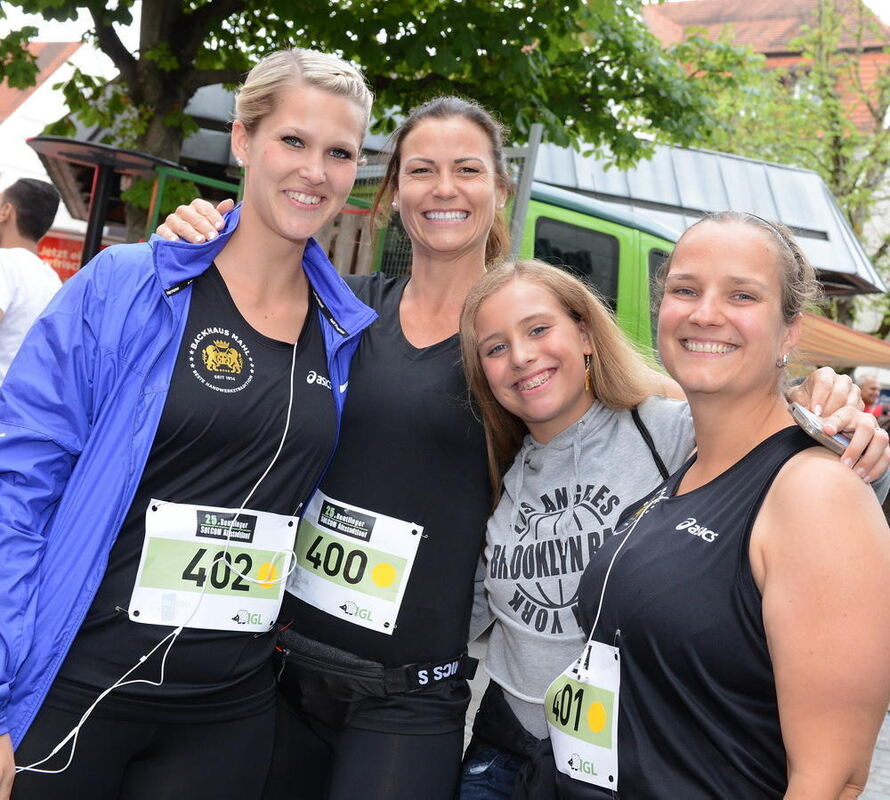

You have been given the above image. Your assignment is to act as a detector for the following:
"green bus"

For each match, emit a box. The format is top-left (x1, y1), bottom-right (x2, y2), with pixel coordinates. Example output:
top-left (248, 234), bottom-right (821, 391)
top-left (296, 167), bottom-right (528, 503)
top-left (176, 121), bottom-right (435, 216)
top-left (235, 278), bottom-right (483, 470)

top-left (519, 182), bottom-right (677, 350)
top-left (376, 180), bottom-right (677, 351)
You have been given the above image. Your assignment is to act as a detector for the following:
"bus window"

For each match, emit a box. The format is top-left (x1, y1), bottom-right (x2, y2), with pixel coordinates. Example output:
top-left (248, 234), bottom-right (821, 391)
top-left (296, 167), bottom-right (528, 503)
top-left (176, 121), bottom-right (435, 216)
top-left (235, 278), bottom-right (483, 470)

top-left (649, 248), bottom-right (669, 284)
top-left (534, 217), bottom-right (619, 308)
top-left (648, 248), bottom-right (670, 344)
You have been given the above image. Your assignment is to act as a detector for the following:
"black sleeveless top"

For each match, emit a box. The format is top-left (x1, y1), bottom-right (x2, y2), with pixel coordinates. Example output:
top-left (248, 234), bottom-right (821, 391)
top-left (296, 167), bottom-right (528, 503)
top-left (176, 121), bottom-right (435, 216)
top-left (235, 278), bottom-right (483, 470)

top-left (566, 426), bottom-right (815, 800)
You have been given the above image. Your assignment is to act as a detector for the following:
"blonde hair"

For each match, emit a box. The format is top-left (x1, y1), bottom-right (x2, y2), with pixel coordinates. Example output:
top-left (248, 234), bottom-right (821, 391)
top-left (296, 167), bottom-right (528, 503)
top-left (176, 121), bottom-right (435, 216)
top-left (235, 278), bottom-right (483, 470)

top-left (372, 96), bottom-right (513, 264)
top-left (235, 48), bottom-right (373, 135)
top-left (460, 259), bottom-right (652, 497)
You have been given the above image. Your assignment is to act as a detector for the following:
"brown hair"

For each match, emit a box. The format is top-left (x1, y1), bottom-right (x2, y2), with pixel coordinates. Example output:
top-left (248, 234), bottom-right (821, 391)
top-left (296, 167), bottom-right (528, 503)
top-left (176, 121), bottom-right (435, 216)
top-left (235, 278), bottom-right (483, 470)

top-left (460, 259), bottom-right (653, 497)
top-left (653, 211), bottom-right (821, 323)
top-left (371, 96), bottom-right (514, 264)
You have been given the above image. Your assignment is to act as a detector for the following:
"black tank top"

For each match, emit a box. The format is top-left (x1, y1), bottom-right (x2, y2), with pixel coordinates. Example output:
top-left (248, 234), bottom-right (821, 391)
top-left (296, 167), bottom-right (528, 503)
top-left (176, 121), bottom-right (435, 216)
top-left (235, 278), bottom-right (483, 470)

top-left (568, 426), bottom-right (815, 800)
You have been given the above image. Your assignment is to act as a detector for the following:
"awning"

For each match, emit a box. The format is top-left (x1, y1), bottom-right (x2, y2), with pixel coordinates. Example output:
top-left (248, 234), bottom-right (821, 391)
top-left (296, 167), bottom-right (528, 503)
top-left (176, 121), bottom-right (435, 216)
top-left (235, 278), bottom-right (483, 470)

top-left (795, 312), bottom-right (890, 369)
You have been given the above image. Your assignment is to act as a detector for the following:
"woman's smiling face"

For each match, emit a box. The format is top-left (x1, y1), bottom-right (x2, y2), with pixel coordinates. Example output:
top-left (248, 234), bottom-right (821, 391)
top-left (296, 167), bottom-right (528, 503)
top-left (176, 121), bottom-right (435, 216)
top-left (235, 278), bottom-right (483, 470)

top-left (657, 220), bottom-right (799, 400)
top-left (474, 278), bottom-right (593, 443)
top-left (232, 82), bottom-right (365, 248)
top-left (393, 116), bottom-right (506, 262)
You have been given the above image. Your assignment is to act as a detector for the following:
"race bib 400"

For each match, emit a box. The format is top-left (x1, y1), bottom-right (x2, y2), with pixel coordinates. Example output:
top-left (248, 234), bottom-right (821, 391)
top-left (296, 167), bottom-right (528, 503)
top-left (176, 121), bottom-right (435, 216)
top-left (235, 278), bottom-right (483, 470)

top-left (288, 491), bottom-right (422, 634)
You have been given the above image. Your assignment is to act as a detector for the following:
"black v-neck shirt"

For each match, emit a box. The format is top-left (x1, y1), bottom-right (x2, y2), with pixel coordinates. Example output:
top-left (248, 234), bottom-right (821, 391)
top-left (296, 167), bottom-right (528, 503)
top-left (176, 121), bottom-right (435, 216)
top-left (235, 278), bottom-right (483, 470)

top-left (285, 273), bottom-right (491, 667)
top-left (54, 264), bottom-right (337, 716)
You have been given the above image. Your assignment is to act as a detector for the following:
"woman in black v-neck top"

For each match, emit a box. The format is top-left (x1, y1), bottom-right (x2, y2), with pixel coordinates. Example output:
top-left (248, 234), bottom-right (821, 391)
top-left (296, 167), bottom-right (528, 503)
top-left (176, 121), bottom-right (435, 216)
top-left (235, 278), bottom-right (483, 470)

top-left (561, 213), bottom-right (890, 800)
top-left (268, 99), bottom-right (508, 800)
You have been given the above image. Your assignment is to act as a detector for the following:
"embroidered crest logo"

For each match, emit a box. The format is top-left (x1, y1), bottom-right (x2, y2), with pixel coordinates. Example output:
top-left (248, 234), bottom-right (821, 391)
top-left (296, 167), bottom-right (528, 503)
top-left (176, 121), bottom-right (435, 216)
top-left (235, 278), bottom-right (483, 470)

top-left (202, 340), bottom-right (243, 374)
top-left (188, 327), bottom-right (255, 393)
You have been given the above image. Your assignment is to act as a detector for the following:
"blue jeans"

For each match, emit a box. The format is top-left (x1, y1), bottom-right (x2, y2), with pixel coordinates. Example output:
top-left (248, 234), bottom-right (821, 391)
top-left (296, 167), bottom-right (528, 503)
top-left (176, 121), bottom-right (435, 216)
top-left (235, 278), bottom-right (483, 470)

top-left (459, 747), bottom-right (528, 800)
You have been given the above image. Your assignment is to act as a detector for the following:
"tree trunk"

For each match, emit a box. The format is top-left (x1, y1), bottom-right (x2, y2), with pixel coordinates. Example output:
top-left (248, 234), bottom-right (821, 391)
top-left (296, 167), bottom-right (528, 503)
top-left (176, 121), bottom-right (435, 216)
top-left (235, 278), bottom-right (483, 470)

top-left (124, 73), bottom-right (190, 242)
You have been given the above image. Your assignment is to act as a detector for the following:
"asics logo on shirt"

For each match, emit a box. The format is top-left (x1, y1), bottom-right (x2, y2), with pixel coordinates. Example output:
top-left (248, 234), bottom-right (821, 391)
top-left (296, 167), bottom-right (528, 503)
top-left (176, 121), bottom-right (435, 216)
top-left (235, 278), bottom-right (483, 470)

top-left (306, 370), bottom-right (332, 390)
top-left (675, 517), bottom-right (720, 543)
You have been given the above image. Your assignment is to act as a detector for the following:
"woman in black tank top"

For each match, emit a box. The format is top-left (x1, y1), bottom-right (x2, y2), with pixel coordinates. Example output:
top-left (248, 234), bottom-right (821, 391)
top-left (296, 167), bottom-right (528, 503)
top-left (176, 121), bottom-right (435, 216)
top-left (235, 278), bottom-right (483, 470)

top-left (560, 213), bottom-right (890, 799)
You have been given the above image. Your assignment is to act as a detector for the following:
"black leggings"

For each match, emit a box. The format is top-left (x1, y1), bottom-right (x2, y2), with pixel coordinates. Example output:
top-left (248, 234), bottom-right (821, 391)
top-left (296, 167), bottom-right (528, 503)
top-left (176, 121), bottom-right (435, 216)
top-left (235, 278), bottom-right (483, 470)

top-left (12, 700), bottom-right (275, 800)
top-left (262, 692), bottom-right (464, 800)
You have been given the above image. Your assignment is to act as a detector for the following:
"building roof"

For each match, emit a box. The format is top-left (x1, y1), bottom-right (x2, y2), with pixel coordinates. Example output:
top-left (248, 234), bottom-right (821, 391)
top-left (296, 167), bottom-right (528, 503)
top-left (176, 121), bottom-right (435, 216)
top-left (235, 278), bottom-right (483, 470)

top-left (642, 0), bottom-right (890, 53)
top-left (0, 42), bottom-right (81, 124)
top-left (531, 140), bottom-right (885, 294)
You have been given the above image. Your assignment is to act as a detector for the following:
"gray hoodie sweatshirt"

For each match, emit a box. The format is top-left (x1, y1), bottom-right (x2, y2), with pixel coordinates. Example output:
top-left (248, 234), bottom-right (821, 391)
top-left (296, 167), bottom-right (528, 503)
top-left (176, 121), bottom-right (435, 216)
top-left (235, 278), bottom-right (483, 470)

top-left (480, 396), bottom-right (696, 737)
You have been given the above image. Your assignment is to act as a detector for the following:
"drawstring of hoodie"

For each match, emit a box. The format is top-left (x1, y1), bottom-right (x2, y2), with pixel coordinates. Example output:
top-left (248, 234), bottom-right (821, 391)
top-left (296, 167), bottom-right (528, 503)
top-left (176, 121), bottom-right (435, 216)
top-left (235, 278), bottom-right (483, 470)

top-left (508, 414), bottom-right (589, 545)
top-left (563, 419), bottom-right (585, 538)
top-left (509, 439), bottom-right (532, 541)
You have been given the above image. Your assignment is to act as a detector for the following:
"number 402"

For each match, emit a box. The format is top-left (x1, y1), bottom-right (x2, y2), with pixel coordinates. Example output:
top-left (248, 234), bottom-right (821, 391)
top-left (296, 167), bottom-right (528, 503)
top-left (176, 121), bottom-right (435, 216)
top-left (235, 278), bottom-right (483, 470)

top-left (182, 548), bottom-right (251, 592)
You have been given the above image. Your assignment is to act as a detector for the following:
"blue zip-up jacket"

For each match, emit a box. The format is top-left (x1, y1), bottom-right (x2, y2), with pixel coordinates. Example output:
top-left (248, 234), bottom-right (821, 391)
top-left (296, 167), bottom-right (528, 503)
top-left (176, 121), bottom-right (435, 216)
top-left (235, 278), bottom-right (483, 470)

top-left (0, 206), bottom-right (376, 746)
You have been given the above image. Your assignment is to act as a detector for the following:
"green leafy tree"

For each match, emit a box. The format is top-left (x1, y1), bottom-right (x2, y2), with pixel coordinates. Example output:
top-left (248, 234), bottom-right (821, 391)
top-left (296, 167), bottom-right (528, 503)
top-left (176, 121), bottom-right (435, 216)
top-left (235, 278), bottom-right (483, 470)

top-left (672, 0), bottom-right (890, 328)
top-left (1, 0), bottom-right (756, 226)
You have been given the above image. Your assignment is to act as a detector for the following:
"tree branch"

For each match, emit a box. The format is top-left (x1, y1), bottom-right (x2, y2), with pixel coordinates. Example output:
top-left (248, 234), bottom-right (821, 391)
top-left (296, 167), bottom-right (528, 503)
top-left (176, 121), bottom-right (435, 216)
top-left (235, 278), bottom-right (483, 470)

top-left (176, 0), bottom-right (248, 65)
top-left (88, 5), bottom-right (138, 88)
top-left (872, 233), bottom-right (890, 267)
top-left (184, 67), bottom-right (249, 93)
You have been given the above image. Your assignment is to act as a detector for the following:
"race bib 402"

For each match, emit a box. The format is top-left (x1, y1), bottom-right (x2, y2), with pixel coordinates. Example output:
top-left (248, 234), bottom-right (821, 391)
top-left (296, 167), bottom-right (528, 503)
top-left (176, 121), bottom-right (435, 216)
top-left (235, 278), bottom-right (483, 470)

top-left (129, 500), bottom-right (297, 633)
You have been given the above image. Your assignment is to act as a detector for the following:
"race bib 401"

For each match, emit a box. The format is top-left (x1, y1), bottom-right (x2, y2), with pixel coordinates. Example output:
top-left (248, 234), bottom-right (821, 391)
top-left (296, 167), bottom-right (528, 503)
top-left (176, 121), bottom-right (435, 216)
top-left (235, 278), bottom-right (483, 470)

top-left (546, 641), bottom-right (621, 790)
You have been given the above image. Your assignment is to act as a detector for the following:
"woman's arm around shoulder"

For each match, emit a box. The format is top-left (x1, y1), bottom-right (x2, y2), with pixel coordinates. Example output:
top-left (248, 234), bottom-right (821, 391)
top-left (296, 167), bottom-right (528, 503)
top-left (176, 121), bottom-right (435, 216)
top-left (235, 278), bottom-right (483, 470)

top-left (751, 450), bottom-right (890, 800)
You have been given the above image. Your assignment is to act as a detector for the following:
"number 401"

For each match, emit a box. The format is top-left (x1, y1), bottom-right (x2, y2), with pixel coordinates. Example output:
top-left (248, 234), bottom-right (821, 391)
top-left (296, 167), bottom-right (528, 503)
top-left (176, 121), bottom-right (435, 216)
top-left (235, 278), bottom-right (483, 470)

top-left (552, 684), bottom-right (584, 732)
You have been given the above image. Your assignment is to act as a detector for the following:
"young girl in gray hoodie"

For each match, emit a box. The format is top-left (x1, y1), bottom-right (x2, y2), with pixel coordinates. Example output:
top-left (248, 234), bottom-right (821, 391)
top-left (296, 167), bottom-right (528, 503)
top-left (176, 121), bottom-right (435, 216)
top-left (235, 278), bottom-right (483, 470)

top-left (457, 258), bottom-right (887, 800)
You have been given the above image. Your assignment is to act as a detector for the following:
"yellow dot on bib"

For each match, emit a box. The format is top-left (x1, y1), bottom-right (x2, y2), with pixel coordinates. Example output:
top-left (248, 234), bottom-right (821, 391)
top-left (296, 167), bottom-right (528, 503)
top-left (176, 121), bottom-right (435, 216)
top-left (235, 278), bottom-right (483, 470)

top-left (587, 702), bottom-right (607, 733)
top-left (371, 563), bottom-right (397, 587)
top-left (257, 562), bottom-right (278, 587)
